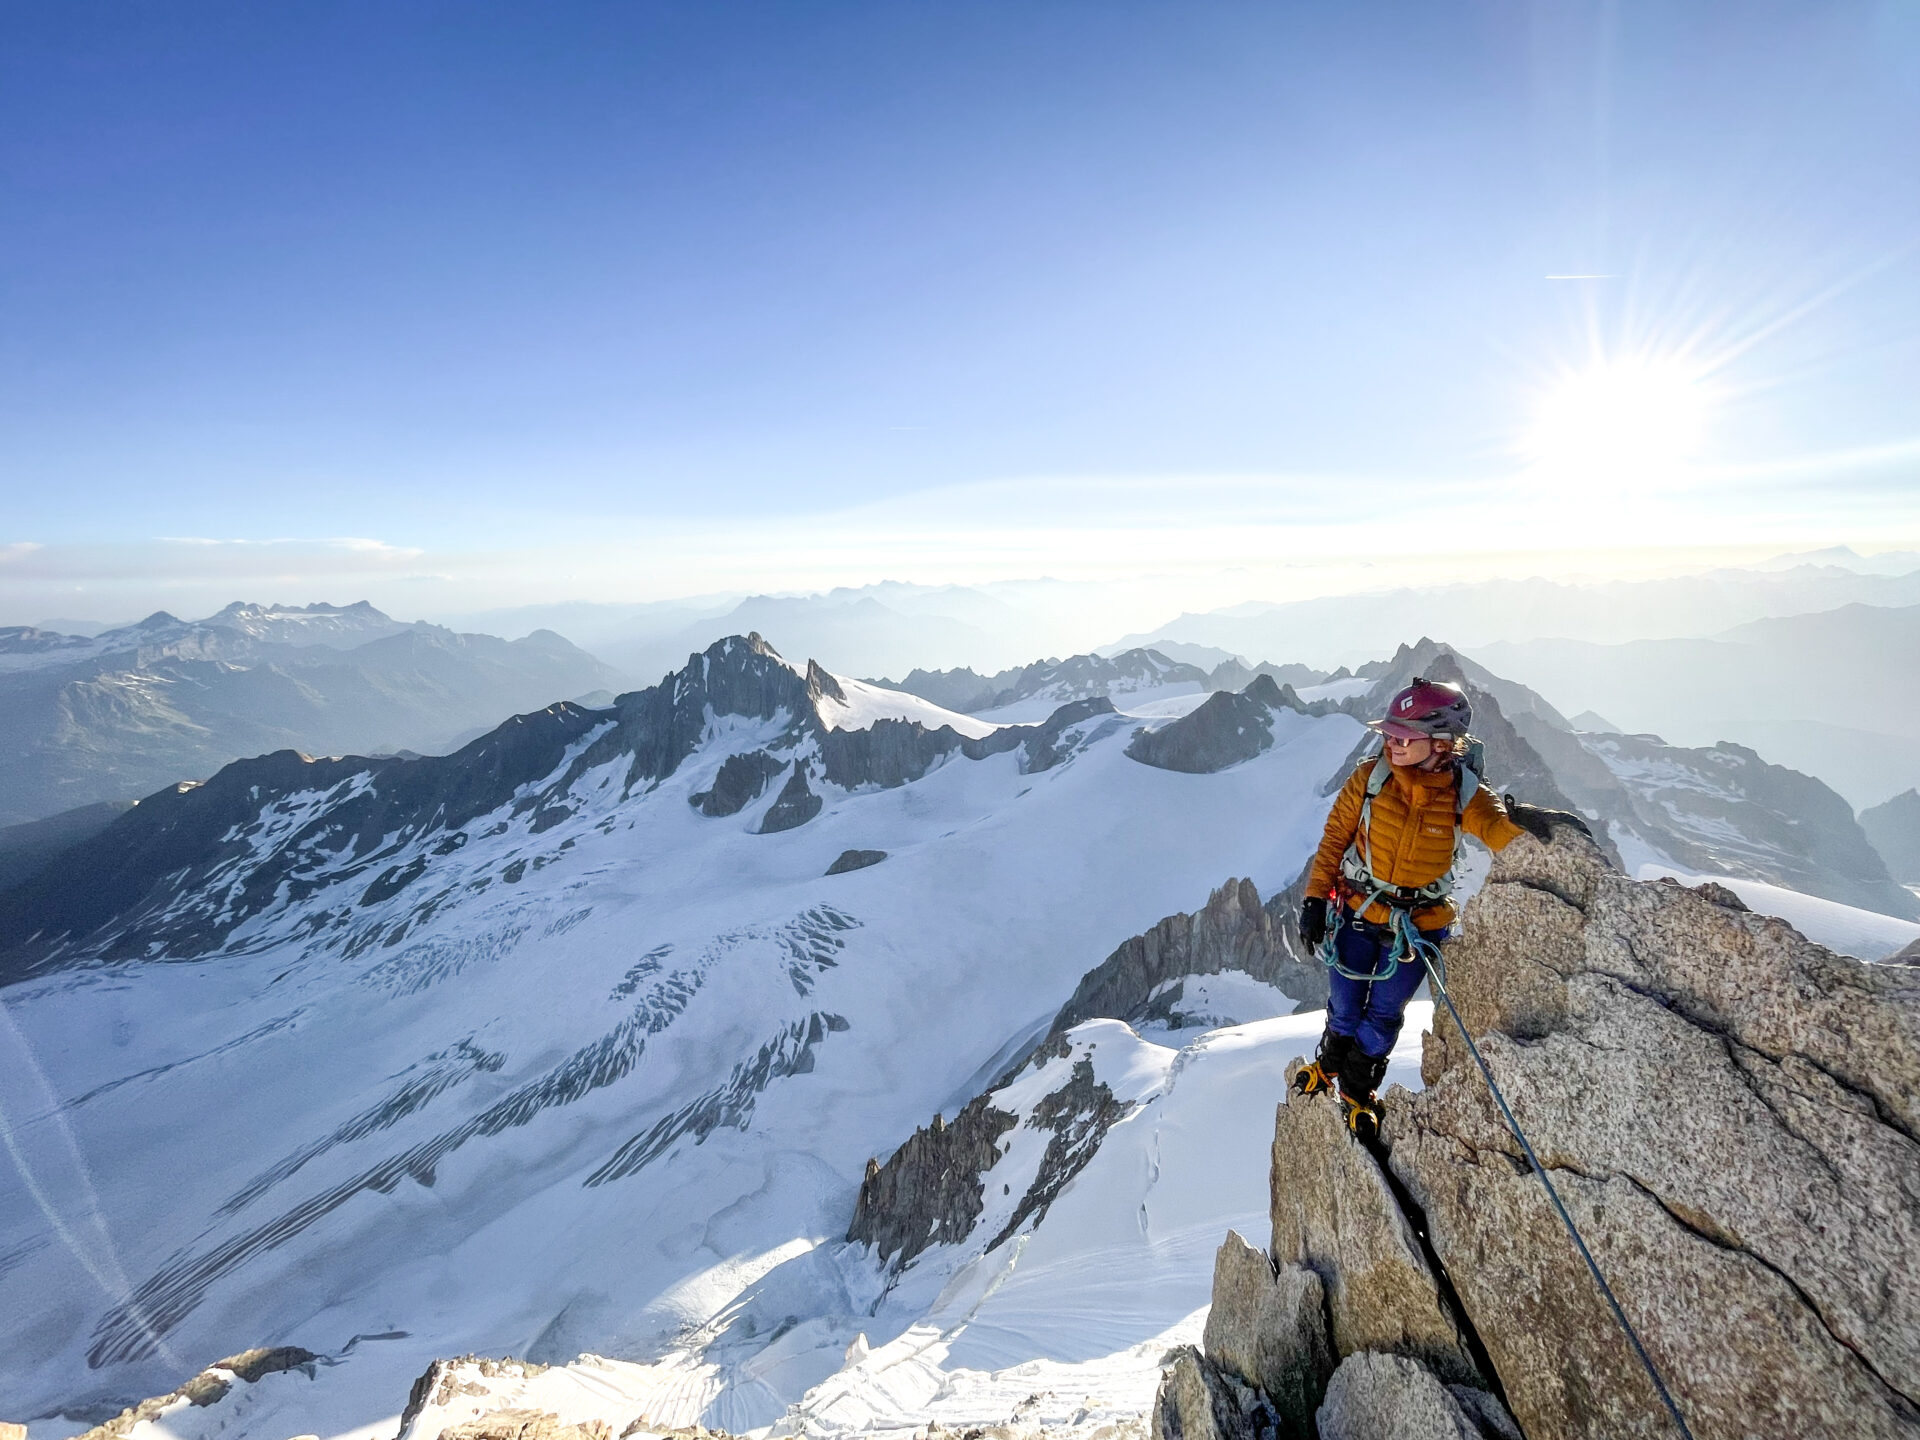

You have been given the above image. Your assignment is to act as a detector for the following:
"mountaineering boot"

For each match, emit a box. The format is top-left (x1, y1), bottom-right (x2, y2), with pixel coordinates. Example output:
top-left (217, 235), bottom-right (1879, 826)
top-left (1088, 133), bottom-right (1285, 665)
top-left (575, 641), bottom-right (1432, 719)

top-left (1292, 1030), bottom-right (1353, 1099)
top-left (1337, 1049), bottom-right (1390, 1141)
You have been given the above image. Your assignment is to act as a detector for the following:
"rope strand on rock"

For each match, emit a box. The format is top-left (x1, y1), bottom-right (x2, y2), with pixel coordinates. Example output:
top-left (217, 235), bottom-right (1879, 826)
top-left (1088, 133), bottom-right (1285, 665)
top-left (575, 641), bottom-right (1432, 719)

top-left (1418, 945), bottom-right (1699, 1440)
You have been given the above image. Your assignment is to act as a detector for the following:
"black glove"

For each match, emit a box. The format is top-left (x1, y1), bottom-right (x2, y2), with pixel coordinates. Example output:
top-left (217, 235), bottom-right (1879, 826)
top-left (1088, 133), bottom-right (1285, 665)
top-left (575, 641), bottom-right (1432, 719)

top-left (1504, 794), bottom-right (1594, 843)
top-left (1298, 896), bottom-right (1329, 948)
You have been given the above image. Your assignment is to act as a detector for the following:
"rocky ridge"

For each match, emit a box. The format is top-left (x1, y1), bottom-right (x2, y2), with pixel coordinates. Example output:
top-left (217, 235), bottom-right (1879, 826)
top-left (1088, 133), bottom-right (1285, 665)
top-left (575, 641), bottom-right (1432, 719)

top-left (65, 1348), bottom-right (319, 1440)
top-left (1515, 719), bottom-right (1918, 920)
top-left (877, 649), bottom-right (1220, 715)
top-left (844, 872), bottom-right (1330, 1279)
top-left (0, 636), bottom-right (1115, 982)
top-left (846, 1030), bottom-right (1136, 1274)
top-left (1155, 820), bottom-right (1920, 1439)
top-left (1863, 788), bottom-right (1920, 886)
top-left (1047, 877), bottom-right (1328, 1035)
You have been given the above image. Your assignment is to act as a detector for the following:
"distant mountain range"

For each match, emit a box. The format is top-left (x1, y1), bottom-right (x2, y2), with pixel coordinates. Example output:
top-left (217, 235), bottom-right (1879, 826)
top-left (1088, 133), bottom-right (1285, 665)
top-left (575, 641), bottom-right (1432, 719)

top-left (874, 649), bottom-right (1326, 722)
top-left (1107, 562), bottom-right (1920, 672)
top-left (0, 602), bottom-right (621, 827)
top-left (1472, 600), bottom-right (1920, 809)
top-left (877, 631), bottom-right (1916, 923)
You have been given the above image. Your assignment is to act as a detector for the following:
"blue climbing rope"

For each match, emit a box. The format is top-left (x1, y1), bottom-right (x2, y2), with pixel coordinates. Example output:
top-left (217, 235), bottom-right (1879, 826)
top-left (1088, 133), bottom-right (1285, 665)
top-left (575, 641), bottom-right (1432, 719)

top-left (1417, 947), bottom-right (1699, 1440)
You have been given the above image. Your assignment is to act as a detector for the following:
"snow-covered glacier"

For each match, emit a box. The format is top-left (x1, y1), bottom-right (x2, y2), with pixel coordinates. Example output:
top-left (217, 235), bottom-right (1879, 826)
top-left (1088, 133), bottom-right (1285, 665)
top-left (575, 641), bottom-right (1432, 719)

top-left (0, 635), bottom-right (1369, 1438)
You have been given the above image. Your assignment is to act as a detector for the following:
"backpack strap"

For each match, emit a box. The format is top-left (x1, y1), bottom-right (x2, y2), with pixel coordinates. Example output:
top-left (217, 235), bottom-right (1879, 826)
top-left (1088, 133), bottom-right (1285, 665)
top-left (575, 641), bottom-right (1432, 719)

top-left (1366, 754), bottom-right (1393, 797)
top-left (1457, 765), bottom-right (1481, 812)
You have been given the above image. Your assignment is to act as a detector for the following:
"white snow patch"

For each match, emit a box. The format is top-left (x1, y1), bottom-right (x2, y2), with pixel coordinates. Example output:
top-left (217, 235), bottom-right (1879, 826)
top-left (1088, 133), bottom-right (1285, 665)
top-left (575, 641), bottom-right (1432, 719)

top-left (1291, 677), bottom-right (1371, 704)
top-left (814, 677), bottom-right (1000, 740)
top-left (1634, 864), bottom-right (1920, 961)
top-left (974, 683), bottom-right (1207, 727)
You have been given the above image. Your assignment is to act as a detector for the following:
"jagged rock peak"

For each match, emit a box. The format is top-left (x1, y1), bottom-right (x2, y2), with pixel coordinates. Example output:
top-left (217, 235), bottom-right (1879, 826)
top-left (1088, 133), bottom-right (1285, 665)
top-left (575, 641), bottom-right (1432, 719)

top-left (805, 657), bottom-right (848, 704)
top-left (1125, 682), bottom-right (1283, 774)
top-left (1193, 823), bottom-right (1920, 1439)
top-left (1046, 876), bottom-right (1326, 1042)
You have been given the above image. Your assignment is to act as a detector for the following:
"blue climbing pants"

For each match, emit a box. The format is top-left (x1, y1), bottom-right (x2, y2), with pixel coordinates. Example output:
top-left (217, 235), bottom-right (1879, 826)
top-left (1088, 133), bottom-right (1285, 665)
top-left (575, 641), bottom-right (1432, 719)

top-left (1327, 916), bottom-right (1444, 1059)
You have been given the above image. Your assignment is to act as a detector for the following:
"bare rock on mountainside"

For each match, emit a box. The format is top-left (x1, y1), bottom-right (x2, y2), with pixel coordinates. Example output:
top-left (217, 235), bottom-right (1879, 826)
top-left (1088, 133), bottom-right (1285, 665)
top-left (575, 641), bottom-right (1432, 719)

top-left (848, 1033), bottom-right (1135, 1271)
top-left (755, 759), bottom-right (824, 833)
top-left (1126, 676), bottom-right (1292, 773)
top-left (847, 1092), bottom-right (1018, 1268)
top-left (1189, 817), bottom-right (1920, 1439)
top-left (439, 1411), bottom-right (611, 1440)
top-left (1049, 876), bottom-right (1327, 1036)
top-left (1314, 1354), bottom-right (1518, 1440)
top-left (1863, 787), bottom-right (1920, 884)
top-left (1388, 830), bottom-right (1920, 1438)
top-left (825, 847), bottom-right (887, 874)
top-left (397, 1357), bottom-right (552, 1440)
top-left (690, 749), bottom-right (786, 817)
top-left (1150, 1346), bottom-right (1276, 1440)
top-left (1268, 1083), bottom-right (1486, 1391)
top-left (74, 1347), bottom-right (318, 1440)
top-left (1202, 1233), bottom-right (1335, 1438)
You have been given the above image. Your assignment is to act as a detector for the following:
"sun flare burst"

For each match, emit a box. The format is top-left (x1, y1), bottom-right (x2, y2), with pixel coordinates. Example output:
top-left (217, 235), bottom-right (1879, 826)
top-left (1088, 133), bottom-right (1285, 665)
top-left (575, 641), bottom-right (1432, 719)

top-left (1521, 356), bottom-right (1715, 485)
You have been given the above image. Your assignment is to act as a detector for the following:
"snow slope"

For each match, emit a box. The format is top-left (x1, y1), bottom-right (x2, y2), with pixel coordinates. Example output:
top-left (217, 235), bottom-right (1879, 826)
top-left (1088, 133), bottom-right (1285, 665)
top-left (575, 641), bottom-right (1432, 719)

top-left (64, 1004), bottom-right (1434, 1440)
top-left (1630, 860), bottom-right (1920, 961)
top-left (811, 675), bottom-right (1001, 740)
top-left (976, 683), bottom-right (1209, 727)
top-left (0, 638), bottom-right (1367, 1432)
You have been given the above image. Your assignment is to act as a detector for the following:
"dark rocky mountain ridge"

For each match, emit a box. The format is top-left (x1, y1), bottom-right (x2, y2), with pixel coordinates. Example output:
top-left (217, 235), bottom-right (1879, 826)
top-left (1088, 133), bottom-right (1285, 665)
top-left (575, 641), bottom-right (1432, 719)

top-left (0, 636), bottom-right (1114, 983)
top-left (1863, 789), bottom-right (1920, 885)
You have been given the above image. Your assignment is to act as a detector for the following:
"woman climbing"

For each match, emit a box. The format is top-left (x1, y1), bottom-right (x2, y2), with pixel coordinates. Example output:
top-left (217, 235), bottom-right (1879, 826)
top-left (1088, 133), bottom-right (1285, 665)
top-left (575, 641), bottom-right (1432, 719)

top-left (1292, 677), bottom-right (1579, 1138)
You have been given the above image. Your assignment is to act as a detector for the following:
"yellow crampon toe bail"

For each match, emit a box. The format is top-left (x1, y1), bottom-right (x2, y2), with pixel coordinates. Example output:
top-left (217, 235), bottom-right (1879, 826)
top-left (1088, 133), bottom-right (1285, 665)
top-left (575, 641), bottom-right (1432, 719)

top-left (1292, 1060), bottom-right (1336, 1098)
top-left (1342, 1093), bottom-right (1381, 1141)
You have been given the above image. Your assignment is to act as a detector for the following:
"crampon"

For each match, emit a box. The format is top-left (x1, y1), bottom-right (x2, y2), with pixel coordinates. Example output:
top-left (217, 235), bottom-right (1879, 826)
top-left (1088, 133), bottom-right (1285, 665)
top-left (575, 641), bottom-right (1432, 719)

top-left (1341, 1092), bottom-right (1382, 1142)
top-left (1291, 1059), bottom-right (1337, 1098)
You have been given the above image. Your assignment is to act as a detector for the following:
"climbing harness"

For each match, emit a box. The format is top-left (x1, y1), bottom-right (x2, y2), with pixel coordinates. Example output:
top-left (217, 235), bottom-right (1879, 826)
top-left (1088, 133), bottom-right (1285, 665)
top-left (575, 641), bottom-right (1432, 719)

top-left (1320, 741), bottom-right (1484, 983)
top-left (1418, 949), bottom-right (1699, 1440)
top-left (1315, 878), bottom-right (1452, 987)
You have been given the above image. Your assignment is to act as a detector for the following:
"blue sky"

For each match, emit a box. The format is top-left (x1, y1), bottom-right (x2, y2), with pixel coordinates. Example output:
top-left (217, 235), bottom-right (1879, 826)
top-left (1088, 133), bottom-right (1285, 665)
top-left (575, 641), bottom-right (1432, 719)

top-left (4, 1), bottom-right (1919, 618)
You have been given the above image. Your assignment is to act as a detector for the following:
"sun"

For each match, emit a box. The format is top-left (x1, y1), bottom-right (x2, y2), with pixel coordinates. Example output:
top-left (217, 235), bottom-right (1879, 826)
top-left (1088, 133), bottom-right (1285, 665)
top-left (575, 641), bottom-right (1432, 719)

top-left (1521, 357), bottom-right (1713, 484)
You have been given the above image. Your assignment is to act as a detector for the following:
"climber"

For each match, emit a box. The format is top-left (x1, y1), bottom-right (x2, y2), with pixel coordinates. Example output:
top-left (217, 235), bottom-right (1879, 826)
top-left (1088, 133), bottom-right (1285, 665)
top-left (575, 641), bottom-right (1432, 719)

top-left (1291, 677), bottom-right (1583, 1139)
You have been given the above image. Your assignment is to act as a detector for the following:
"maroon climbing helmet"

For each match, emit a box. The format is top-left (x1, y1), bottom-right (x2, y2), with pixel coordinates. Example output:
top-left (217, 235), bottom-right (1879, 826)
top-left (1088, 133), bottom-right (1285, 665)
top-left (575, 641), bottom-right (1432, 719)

top-left (1369, 676), bottom-right (1473, 742)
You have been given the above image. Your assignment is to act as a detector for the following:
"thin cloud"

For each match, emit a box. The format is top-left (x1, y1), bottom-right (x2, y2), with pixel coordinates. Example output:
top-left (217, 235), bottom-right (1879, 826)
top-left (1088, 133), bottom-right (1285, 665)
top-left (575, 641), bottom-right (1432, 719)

top-left (156, 536), bottom-right (424, 557)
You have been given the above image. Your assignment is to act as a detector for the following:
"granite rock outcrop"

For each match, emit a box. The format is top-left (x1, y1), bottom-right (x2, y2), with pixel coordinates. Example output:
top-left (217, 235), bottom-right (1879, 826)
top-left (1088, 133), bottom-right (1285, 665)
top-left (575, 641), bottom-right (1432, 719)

top-left (1157, 818), bottom-right (1920, 1439)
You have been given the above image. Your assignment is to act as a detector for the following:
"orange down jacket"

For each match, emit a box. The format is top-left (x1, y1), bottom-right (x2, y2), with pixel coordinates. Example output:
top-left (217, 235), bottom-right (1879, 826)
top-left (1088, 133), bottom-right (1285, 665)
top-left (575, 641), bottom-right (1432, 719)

top-left (1306, 757), bottom-right (1525, 930)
